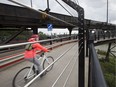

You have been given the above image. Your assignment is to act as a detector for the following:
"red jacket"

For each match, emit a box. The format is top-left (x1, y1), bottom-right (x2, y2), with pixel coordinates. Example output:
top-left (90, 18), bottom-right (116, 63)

top-left (24, 42), bottom-right (48, 59)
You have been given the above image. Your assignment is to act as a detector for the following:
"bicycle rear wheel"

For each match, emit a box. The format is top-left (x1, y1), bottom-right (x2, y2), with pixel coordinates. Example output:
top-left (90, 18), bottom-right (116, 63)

top-left (12, 67), bottom-right (35, 87)
top-left (43, 56), bottom-right (54, 72)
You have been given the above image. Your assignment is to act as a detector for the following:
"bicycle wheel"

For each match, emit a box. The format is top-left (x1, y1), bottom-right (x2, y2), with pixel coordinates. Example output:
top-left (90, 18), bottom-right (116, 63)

top-left (12, 67), bottom-right (36, 87)
top-left (43, 56), bottom-right (54, 72)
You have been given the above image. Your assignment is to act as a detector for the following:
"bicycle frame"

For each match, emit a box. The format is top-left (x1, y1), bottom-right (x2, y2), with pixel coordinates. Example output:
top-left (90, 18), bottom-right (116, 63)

top-left (12, 52), bottom-right (54, 87)
top-left (38, 54), bottom-right (47, 67)
top-left (25, 53), bottom-right (47, 79)
top-left (25, 66), bottom-right (36, 79)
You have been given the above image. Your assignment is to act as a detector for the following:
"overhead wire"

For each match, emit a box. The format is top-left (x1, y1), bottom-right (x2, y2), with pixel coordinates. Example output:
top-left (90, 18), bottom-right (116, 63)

top-left (55, 0), bottom-right (74, 16)
top-left (58, 0), bottom-right (84, 26)
top-left (55, 0), bottom-right (79, 24)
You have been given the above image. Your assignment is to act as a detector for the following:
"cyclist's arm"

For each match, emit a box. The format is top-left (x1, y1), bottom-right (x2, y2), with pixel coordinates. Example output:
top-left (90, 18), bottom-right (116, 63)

top-left (34, 43), bottom-right (49, 52)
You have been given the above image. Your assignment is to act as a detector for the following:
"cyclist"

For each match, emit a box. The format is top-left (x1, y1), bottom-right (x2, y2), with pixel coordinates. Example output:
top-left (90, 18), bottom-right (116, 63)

top-left (24, 34), bottom-right (49, 77)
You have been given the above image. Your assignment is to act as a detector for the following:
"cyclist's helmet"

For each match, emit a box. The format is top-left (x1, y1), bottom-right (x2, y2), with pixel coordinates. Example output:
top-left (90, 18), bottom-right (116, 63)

top-left (28, 38), bottom-right (35, 42)
top-left (30, 34), bottom-right (39, 41)
top-left (31, 34), bottom-right (39, 39)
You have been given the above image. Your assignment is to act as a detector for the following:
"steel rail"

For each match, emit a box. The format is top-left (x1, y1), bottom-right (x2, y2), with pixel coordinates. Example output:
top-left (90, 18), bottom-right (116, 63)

top-left (0, 53), bottom-right (23, 62)
top-left (52, 44), bottom-right (83, 87)
top-left (0, 35), bottom-right (76, 49)
top-left (63, 47), bottom-right (83, 87)
top-left (8, 0), bottom-right (76, 27)
top-left (52, 43), bottom-right (78, 87)
top-left (89, 43), bottom-right (107, 87)
top-left (0, 39), bottom-right (78, 69)
top-left (24, 42), bottom-right (77, 87)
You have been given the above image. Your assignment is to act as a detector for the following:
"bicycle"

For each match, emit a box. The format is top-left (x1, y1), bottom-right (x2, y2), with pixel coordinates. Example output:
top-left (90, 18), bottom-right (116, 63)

top-left (12, 52), bottom-right (54, 87)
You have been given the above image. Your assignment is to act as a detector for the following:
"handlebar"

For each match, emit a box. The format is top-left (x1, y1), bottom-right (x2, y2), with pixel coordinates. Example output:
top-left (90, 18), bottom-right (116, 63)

top-left (39, 51), bottom-right (44, 57)
top-left (37, 50), bottom-right (51, 57)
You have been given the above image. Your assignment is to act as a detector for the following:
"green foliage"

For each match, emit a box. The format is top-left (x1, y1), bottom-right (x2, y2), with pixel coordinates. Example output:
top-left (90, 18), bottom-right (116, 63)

top-left (38, 31), bottom-right (48, 40)
top-left (97, 49), bottom-right (107, 55)
top-left (104, 73), bottom-right (116, 87)
top-left (0, 29), bottom-right (50, 43)
top-left (99, 57), bottom-right (116, 87)
top-left (0, 30), bottom-right (32, 43)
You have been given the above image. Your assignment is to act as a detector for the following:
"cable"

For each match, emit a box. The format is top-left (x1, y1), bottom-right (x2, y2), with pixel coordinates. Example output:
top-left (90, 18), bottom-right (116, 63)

top-left (61, 0), bottom-right (84, 25)
top-left (55, 0), bottom-right (73, 16)
top-left (78, 42), bottom-right (83, 50)
top-left (63, 46), bottom-right (83, 87)
top-left (55, 0), bottom-right (84, 25)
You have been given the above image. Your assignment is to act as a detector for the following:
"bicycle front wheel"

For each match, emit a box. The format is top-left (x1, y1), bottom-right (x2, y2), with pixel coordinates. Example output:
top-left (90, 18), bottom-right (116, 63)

top-left (43, 56), bottom-right (54, 72)
top-left (12, 67), bottom-right (35, 87)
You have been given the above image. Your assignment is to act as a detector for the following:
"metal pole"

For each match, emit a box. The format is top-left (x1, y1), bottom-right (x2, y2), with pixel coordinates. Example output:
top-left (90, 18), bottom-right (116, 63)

top-left (78, 8), bottom-right (85, 87)
top-left (32, 27), bottom-right (38, 34)
top-left (105, 42), bottom-right (111, 62)
top-left (106, 0), bottom-right (108, 24)
top-left (62, 1), bottom-right (85, 87)
top-left (30, 0), bottom-right (32, 7)
top-left (47, 0), bottom-right (49, 9)
top-left (86, 29), bottom-right (89, 57)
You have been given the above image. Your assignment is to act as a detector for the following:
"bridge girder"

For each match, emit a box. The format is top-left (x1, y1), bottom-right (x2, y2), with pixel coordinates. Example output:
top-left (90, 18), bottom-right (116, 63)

top-left (0, 3), bottom-right (116, 30)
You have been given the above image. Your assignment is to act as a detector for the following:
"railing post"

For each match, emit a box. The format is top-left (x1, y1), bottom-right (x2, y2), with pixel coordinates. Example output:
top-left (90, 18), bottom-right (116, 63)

top-left (78, 8), bottom-right (85, 87)
top-left (62, 1), bottom-right (85, 87)
top-left (32, 27), bottom-right (38, 34)
top-left (105, 42), bottom-right (111, 62)
top-left (86, 28), bottom-right (89, 57)
top-left (98, 30), bottom-right (100, 40)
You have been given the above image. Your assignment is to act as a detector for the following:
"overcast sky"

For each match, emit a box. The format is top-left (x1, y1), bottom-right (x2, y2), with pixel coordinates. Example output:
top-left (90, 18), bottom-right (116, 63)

top-left (0, 0), bottom-right (116, 34)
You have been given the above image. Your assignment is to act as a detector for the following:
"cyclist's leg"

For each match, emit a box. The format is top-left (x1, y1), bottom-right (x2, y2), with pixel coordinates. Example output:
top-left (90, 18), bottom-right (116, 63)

top-left (25, 57), bottom-right (42, 73)
top-left (34, 57), bottom-right (43, 73)
top-left (34, 57), bottom-right (46, 77)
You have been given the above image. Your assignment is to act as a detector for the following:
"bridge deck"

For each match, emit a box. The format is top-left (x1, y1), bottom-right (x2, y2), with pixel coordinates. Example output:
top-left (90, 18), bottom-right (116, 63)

top-left (0, 43), bottom-right (89, 87)
top-left (0, 42), bottom-right (89, 87)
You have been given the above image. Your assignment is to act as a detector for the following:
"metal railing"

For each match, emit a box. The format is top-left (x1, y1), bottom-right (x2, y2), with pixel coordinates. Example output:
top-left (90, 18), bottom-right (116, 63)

top-left (0, 35), bottom-right (77, 49)
top-left (0, 35), bottom-right (77, 69)
top-left (0, 35), bottom-right (80, 87)
top-left (24, 42), bottom-right (78, 87)
top-left (88, 33), bottom-right (107, 87)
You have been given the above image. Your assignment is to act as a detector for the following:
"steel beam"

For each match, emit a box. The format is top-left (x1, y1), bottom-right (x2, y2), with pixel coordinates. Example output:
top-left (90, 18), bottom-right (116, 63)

top-left (62, 0), bottom-right (85, 87)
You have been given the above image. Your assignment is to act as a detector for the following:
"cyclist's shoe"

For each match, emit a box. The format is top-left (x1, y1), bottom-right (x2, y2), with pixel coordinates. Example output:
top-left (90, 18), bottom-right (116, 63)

top-left (36, 70), bottom-right (39, 75)
top-left (36, 70), bottom-right (46, 78)
top-left (40, 71), bottom-right (46, 78)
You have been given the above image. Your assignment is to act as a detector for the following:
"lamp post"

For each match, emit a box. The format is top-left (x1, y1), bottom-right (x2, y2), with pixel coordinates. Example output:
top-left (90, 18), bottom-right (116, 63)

top-left (30, 0), bottom-right (32, 7)
top-left (106, 0), bottom-right (108, 24)
top-left (47, 0), bottom-right (49, 9)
